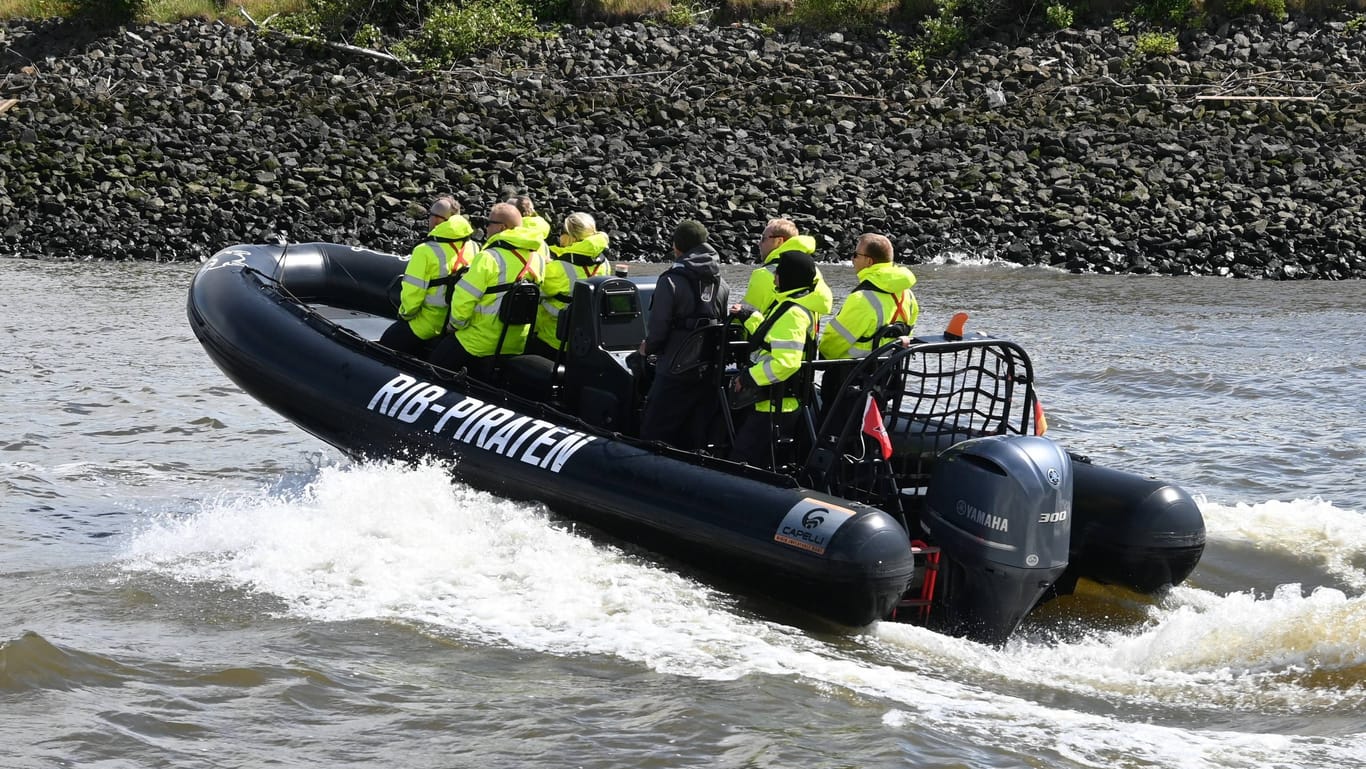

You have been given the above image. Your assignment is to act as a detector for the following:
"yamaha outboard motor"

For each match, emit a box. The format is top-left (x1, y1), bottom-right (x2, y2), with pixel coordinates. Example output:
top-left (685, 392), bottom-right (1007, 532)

top-left (922, 435), bottom-right (1072, 644)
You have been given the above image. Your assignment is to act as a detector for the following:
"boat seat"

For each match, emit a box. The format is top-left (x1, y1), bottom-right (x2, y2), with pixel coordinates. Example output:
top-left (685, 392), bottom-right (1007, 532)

top-left (502, 355), bottom-right (558, 402)
top-left (490, 280), bottom-right (543, 383)
top-left (562, 277), bottom-right (646, 433)
top-left (596, 278), bottom-right (647, 352)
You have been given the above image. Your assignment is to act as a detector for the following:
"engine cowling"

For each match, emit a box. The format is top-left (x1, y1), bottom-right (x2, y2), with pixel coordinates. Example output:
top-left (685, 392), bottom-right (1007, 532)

top-left (921, 435), bottom-right (1072, 643)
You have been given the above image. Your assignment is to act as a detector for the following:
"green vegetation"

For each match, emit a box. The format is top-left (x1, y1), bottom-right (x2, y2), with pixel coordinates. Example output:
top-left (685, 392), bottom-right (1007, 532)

top-left (1134, 29), bottom-right (1179, 54)
top-left (391, 0), bottom-right (544, 66)
top-left (789, 0), bottom-right (897, 29)
top-left (920, 0), bottom-right (969, 51)
top-left (881, 28), bottom-right (927, 74)
top-left (0, 0), bottom-right (1357, 71)
top-left (1045, 2), bottom-right (1074, 27)
top-left (1222, 0), bottom-right (1287, 19)
top-left (1135, 0), bottom-right (1192, 24)
top-left (663, 0), bottom-right (703, 25)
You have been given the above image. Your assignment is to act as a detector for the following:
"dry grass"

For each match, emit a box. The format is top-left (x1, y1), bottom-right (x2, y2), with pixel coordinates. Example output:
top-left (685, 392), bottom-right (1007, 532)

top-left (571, 0), bottom-right (672, 21)
top-left (142, 0), bottom-right (307, 24)
top-left (719, 0), bottom-right (794, 20)
top-left (0, 0), bottom-right (306, 22)
top-left (1292, 0), bottom-right (1366, 11)
top-left (0, 0), bottom-right (72, 19)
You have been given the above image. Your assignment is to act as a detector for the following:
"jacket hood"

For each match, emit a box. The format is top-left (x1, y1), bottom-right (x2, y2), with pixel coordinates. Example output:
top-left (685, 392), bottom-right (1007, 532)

top-left (773, 284), bottom-right (828, 316)
top-left (675, 243), bottom-right (722, 278)
top-left (487, 225), bottom-right (548, 252)
top-left (858, 261), bottom-right (917, 293)
top-left (551, 232), bottom-right (610, 259)
top-left (763, 234), bottom-right (817, 264)
top-left (430, 214), bottom-right (474, 241)
top-left (523, 214), bottom-right (552, 241)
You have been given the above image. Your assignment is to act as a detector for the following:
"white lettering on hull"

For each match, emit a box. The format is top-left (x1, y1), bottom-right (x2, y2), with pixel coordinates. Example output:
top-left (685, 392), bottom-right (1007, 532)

top-left (365, 374), bottom-right (596, 473)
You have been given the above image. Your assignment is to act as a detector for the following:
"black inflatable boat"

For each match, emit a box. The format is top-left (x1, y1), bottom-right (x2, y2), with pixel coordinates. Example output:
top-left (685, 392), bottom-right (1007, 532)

top-left (187, 243), bottom-right (1205, 643)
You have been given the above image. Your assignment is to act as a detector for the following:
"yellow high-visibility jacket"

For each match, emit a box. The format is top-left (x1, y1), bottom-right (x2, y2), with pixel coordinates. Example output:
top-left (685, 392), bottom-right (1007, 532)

top-left (819, 261), bottom-right (919, 359)
top-left (522, 214), bottom-right (552, 242)
top-left (397, 215), bottom-right (477, 340)
top-left (740, 235), bottom-right (834, 316)
top-left (535, 232), bottom-right (611, 351)
top-left (741, 286), bottom-right (826, 413)
top-left (449, 226), bottom-right (549, 356)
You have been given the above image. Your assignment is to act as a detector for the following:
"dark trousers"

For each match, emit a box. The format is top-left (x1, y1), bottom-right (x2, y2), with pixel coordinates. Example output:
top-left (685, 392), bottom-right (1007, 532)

top-left (729, 407), bottom-right (799, 470)
top-left (378, 321), bottom-right (436, 357)
top-left (639, 372), bottom-right (721, 450)
top-left (427, 335), bottom-right (492, 379)
top-left (523, 334), bottom-right (560, 362)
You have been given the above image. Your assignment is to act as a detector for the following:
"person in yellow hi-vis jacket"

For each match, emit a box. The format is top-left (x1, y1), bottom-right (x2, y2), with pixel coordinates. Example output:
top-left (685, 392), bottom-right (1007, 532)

top-left (740, 217), bottom-right (834, 317)
top-left (427, 202), bottom-right (548, 378)
top-left (379, 196), bottom-right (478, 356)
top-left (819, 232), bottom-right (919, 361)
top-left (527, 212), bottom-right (611, 360)
top-left (728, 250), bottom-right (824, 470)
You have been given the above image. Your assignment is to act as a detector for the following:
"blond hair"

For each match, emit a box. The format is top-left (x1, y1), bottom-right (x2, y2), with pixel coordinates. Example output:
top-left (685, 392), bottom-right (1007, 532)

top-left (564, 212), bottom-right (597, 241)
top-left (765, 218), bottom-right (798, 240)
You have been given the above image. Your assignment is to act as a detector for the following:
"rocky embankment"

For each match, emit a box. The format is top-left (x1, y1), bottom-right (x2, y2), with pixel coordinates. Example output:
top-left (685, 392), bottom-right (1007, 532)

top-left (1, 16), bottom-right (1364, 276)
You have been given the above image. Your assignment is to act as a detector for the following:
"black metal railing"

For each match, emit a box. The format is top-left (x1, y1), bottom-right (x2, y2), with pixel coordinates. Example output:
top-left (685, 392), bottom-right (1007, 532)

top-left (802, 337), bottom-right (1042, 524)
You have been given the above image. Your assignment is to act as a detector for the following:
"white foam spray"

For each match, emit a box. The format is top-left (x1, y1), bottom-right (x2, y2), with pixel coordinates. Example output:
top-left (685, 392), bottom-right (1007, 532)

top-left (124, 462), bottom-right (1366, 767)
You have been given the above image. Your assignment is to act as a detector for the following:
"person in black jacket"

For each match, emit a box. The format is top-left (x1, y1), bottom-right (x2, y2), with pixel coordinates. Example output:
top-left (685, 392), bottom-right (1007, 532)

top-left (637, 220), bottom-right (730, 449)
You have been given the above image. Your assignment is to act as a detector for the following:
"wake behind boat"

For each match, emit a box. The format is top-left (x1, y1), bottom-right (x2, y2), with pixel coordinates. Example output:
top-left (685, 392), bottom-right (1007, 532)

top-left (187, 242), bottom-right (1205, 643)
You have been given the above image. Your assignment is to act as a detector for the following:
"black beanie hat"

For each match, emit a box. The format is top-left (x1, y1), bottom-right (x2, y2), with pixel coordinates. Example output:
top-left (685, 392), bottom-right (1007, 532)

top-left (673, 219), bottom-right (708, 252)
top-left (775, 250), bottom-right (817, 291)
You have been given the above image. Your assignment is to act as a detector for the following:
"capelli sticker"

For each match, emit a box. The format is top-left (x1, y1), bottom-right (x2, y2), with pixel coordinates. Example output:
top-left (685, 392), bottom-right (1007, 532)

top-left (774, 497), bottom-right (857, 555)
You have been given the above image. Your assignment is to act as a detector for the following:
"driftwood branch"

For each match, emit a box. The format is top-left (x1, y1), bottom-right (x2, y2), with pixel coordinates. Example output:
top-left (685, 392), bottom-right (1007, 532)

top-left (933, 67), bottom-right (958, 97)
top-left (579, 68), bottom-right (677, 81)
top-left (826, 93), bottom-right (886, 102)
top-left (238, 7), bottom-right (405, 67)
top-left (1194, 94), bottom-right (1318, 101)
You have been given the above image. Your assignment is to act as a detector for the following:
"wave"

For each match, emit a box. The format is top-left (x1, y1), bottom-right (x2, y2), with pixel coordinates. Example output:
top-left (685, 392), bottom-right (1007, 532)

top-left (122, 462), bottom-right (1366, 764)
top-left (0, 631), bottom-right (135, 692)
top-left (1202, 497), bottom-right (1366, 591)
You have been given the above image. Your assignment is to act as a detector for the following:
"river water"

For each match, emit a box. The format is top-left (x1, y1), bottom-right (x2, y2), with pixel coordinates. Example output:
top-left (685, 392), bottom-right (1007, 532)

top-left (2, 255), bottom-right (1364, 768)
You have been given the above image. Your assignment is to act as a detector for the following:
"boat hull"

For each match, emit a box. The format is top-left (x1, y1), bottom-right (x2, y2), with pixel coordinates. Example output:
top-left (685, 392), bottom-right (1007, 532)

top-left (188, 243), bottom-right (917, 627)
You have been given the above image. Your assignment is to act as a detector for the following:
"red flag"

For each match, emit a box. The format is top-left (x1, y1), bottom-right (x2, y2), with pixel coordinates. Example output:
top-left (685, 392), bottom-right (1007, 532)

top-left (1033, 398), bottom-right (1048, 436)
top-left (862, 394), bottom-right (893, 460)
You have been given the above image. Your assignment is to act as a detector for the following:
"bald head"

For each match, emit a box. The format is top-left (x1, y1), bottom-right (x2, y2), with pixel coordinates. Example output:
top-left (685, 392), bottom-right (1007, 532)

top-left (487, 202), bottom-right (522, 236)
top-left (428, 196), bottom-right (460, 219)
top-left (857, 233), bottom-right (893, 263)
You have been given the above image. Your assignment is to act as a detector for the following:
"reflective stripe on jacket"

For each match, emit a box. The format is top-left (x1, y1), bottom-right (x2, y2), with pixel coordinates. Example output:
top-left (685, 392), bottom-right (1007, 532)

top-left (740, 235), bottom-right (834, 317)
top-left (449, 226), bottom-right (548, 356)
top-left (535, 232), bottom-right (610, 351)
top-left (398, 215), bottom-right (477, 340)
top-left (818, 261), bottom-right (919, 360)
